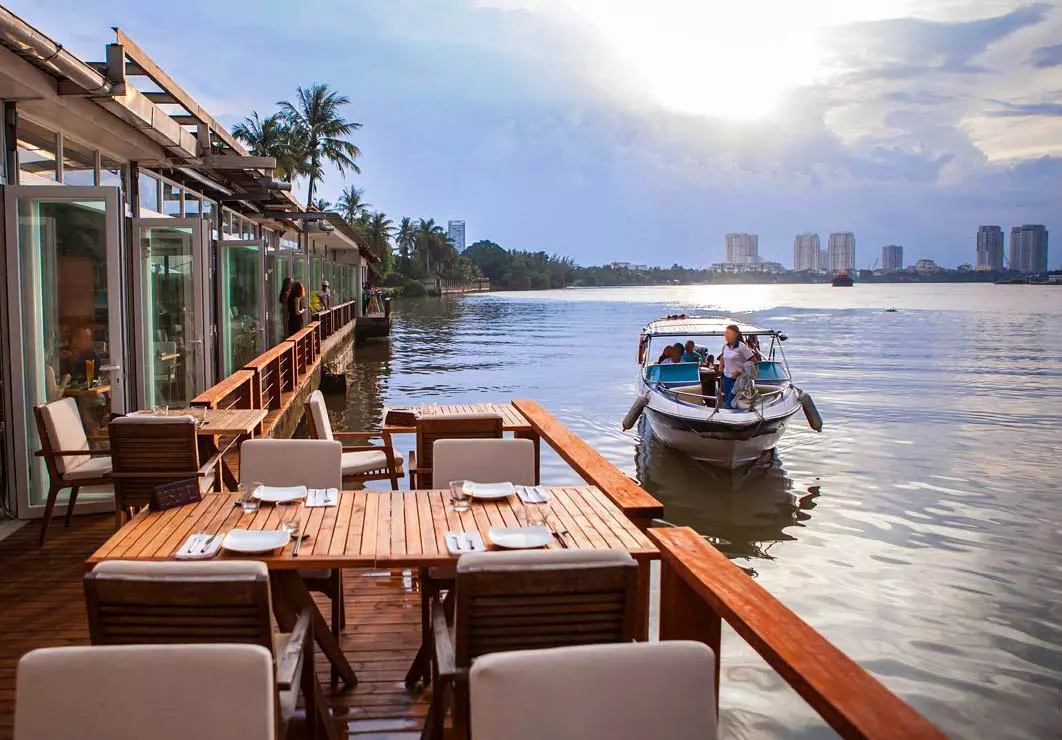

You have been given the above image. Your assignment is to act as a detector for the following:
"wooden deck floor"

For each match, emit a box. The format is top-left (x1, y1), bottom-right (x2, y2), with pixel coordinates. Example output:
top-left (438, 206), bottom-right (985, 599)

top-left (0, 514), bottom-right (431, 739)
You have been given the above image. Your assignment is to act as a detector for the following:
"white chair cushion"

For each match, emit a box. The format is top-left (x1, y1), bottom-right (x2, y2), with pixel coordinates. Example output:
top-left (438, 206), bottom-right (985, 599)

top-left (306, 390), bottom-right (334, 441)
top-left (15, 644), bottom-right (275, 740)
top-left (240, 439), bottom-right (342, 489)
top-left (93, 560), bottom-right (268, 577)
top-left (470, 642), bottom-right (718, 740)
top-left (431, 438), bottom-right (534, 488)
top-left (457, 548), bottom-right (634, 574)
top-left (111, 415), bottom-right (196, 426)
top-left (63, 455), bottom-right (112, 481)
top-left (342, 449), bottom-right (404, 476)
top-left (39, 398), bottom-right (90, 474)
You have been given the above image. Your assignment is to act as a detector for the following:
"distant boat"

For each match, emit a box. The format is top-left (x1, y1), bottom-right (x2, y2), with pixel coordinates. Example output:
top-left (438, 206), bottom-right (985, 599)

top-left (832, 272), bottom-right (854, 287)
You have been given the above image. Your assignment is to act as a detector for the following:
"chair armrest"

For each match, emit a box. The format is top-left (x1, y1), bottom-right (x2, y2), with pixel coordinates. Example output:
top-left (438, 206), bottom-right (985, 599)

top-left (276, 607), bottom-right (313, 690)
top-left (432, 600), bottom-right (461, 679)
top-left (198, 452), bottom-right (223, 478)
top-left (35, 448), bottom-right (111, 458)
top-left (110, 469), bottom-right (213, 479)
top-left (332, 431), bottom-right (385, 440)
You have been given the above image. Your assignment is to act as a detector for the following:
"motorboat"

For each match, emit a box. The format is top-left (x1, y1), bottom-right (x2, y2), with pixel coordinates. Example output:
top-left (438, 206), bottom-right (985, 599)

top-left (831, 272), bottom-right (854, 287)
top-left (623, 316), bottom-right (821, 468)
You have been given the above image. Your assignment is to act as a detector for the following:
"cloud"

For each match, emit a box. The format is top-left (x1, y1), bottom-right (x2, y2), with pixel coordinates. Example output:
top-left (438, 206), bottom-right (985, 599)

top-left (1029, 43), bottom-right (1062, 67)
top-left (985, 101), bottom-right (1062, 117)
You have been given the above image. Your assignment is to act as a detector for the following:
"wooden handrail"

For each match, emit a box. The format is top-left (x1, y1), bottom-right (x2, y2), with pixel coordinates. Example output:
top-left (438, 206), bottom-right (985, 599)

top-left (243, 340), bottom-right (295, 370)
top-left (648, 527), bottom-right (946, 740)
top-left (190, 369), bottom-right (254, 408)
top-left (511, 400), bottom-right (663, 528)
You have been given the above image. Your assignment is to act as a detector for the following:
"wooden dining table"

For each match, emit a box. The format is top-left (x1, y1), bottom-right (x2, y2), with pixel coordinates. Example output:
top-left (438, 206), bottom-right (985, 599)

top-left (86, 486), bottom-right (658, 688)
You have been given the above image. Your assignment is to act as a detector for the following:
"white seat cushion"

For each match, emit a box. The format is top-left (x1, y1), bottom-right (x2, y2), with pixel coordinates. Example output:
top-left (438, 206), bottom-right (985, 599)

top-left (457, 548), bottom-right (634, 574)
top-left (240, 439), bottom-right (342, 489)
top-left (342, 449), bottom-right (404, 476)
top-left (431, 438), bottom-right (534, 488)
top-left (63, 455), bottom-right (112, 481)
top-left (39, 398), bottom-right (90, 474)
top-left (306, 390), bottom-right (334, 441)
top-left (470, 642), bottom-right (718, 740)
top-left (93, 560), bottom-right (268, 577)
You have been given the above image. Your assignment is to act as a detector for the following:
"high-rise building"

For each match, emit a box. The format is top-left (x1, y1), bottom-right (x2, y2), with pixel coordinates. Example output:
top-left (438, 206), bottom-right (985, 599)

top-left (1009, 225), bottom-right (1048, 273)
top-left (725, 233), bottom-right (759, 264)
top-left (793, 233), bottom-right (820, 271)
top-left (976, 226), bottom-right (1004, 271)
top-left (819, 249), bottom-right (829, 271)
top-left (828, 232), bottom-right (856, 273)
top-left (447, 220), bottom-right (466, 252)
top-left (882, 245), bottom-right (903, 271)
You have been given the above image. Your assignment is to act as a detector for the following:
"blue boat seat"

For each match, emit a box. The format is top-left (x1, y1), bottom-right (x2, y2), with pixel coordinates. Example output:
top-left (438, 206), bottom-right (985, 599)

top-left (757, 361), bottom-right (788, 381)
top-left (646, 363), bottom-right (700, 386)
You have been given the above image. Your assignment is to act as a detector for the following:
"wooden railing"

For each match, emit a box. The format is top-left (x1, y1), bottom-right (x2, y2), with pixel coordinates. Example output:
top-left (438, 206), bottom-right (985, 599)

top-left (649, 527), bottom-right (945, 739)
top-left (243, 342), bottom-right (297, 410)
top-left (190, 369), bottom-right (254, 410)
top-left (511, 399), bottom-right (663, 530)
top-left (314, 300), bottom-right (358, 341)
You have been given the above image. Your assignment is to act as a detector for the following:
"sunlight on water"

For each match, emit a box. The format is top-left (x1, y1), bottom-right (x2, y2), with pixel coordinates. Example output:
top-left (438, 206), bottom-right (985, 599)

top-left (327, 284), bottom-right (1062, 739)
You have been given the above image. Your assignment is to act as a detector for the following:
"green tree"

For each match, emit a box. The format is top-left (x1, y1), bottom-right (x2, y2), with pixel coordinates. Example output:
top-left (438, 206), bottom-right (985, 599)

top-left (415, 218), bottom-right (446, 275)
top-left (311, 197), bottom-right (331, 211)
top-left (396, 217), bottom-right (416, 274)
top-left (278, 84), bottom-right (362, 208)
top-left (366, 211), bottom-right (395, 274)
top-left (336, 186), bottom-right (370, 225)
top-left (231, 111), bottom-right (305, 181)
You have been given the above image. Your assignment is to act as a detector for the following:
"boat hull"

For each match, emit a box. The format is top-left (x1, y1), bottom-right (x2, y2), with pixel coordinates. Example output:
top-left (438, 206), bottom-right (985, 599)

top-left (643, 407), bottom-right (794, 468)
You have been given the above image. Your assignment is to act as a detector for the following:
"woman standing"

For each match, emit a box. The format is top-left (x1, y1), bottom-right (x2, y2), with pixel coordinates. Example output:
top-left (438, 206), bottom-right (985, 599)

top-left (278, 277), bottom-right (293, 337)
top-left (719, 324), bottom-right (757, 409)
top-left (287, 281), bottom-right (307, 337)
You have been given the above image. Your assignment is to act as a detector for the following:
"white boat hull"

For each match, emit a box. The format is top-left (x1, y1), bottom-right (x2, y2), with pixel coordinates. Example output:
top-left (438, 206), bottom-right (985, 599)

top-left (644, 407), bottom-right (793, 467)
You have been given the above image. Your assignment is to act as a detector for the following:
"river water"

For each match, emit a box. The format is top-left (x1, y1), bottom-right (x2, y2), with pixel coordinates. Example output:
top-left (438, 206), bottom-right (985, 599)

top-left (328, 283), bottom-right (1062, 739)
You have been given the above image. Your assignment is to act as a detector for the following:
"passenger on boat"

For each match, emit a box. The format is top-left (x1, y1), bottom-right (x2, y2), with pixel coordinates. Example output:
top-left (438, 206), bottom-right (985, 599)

top-left (719, 325), bottom-right (757, 409)
top-left (682, 340), bottom-right (707, 363)
top-left (657, 344), bottom-right (685, 364)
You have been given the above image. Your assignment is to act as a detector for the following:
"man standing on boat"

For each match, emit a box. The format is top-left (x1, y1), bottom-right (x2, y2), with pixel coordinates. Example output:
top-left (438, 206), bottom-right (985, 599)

top-left (719, 324), bottom-right (757, 409)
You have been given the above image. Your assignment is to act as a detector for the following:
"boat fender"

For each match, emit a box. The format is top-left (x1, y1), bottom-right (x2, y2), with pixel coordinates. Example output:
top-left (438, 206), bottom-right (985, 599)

top-left (621, 393), bottom-right (650, 431)
top-left (796, 388), bottom-right (823, 432)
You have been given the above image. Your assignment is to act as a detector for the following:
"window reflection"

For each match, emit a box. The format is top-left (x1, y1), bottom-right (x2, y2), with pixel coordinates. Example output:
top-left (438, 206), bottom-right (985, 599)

top-left (17, 119), bottom-right (59, 182)
top-left (62, 137), bottom-right (96, 186)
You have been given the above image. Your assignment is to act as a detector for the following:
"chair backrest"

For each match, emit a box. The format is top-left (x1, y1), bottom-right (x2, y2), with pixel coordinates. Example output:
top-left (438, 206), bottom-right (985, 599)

top-left (304, 389), bottom-right (333, 441)
top-left (454, 549), bottom-right (638, 665)
top-left (240, 438), bottom-right (342, 489)
top-left (15, 644), bottom-right (275, 740)
top-left (469, 641), bottom-right (718, 740)
top-left (415, 412), bottom-right (503, 476)
top-left (36, 398), bottom-right (90, 474)
top-left (84, 560), bottom-right (273, 650)
top-left (432, 438), bottom-right (535, 488)
top-left (108, 416), bottom-right (200, 510)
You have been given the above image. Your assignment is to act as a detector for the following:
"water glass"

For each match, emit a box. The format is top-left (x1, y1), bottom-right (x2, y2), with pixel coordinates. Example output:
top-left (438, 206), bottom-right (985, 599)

top-left (522, 497), bottom-right (551, 528)
top-left (240, 480), bottom-right (262, 514)
top-left (152, 404), bottom-right (169, 417)
top-left (277, 501), bottom-right (300, 535)
top-left (449, 480), bottom-right (471, 512)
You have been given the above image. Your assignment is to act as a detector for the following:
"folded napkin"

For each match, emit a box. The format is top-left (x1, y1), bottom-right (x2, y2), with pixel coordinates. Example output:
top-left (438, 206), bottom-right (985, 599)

top-left (516, 485), bottom-right (551, 504)
top-left (305, 488), bottom-right (339, 508)
top-left (257, 485), bottom-right (307, 500)
top-left (446, 530), bottom-right (486, 555)
top-left (175, 532), bottom-right (222, 560)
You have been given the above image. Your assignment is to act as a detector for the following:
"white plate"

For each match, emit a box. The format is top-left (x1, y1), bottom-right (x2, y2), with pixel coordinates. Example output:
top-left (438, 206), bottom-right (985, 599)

top-left (253, 485), bottom-right (307, 503)
top-left (488, 525), bottom-right (553, 549)
top-left (464, 482), bottom-right (516, 499)
top-left (221, 529), bottom-right (290, 554)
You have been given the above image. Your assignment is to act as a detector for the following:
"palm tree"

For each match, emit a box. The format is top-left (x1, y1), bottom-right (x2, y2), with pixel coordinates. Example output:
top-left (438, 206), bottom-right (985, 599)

top-left (366, 212), bottom-right (395, 273)
top-left (311, 197), bottom-right (331, 211)
top-left (396, 217), bottom-right (416, 272)
top-left (231, 111), bottom-right (305, 181)
top-left (336, 186), bottom-right (371, 225)
top-left (278, 84), bottom-right (362, 208)
top-left (415, 218), bottom-right (446, 275)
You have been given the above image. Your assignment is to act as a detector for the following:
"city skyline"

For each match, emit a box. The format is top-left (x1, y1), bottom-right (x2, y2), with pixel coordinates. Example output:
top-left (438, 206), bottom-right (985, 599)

top-left (447, 219), bottom-right (466, 253)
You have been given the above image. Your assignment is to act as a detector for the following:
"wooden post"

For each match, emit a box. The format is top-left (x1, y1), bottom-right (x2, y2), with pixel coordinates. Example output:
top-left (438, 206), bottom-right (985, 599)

top-left (659, 557), bottom-right (722, 713)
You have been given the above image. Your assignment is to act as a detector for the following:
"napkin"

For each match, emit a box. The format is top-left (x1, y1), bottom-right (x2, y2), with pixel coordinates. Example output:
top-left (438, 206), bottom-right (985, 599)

top-left (445, 531), bottom-right (486, 555)
top-left (305, 488), bottom-right (339, 507)
top-left (175, 532), bottom-right (222, 560)
top-left (516, 486), bottom-right (551, 504)
top-left (257, 485), bottom-right (307, 500)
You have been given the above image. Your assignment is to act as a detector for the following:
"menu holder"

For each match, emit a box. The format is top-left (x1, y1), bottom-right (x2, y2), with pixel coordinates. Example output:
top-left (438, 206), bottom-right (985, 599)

top-left (385, 408), bottom-right (419, 427)
top-left (150, 478), bottom-right (202, 511)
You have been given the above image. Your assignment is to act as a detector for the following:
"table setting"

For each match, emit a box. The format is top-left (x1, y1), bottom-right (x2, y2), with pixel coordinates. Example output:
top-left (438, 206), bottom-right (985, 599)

top-left (445, 480), bottom-right (573, 552)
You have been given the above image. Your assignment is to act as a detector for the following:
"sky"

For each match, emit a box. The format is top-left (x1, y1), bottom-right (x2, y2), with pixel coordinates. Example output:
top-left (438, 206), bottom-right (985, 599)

top-left (14, 0), bottom-right (1062, 268)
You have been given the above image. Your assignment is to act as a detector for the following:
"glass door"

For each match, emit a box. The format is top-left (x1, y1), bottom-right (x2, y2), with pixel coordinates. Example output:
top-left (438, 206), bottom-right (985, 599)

top-left (217, 239), bottom-right (264, 377)
top-left (267, 250), bottom-right (292, 346)
top-left (4, 186), bottom-right (124, 515)
top-left (132, 219), bottom-right (210, 409)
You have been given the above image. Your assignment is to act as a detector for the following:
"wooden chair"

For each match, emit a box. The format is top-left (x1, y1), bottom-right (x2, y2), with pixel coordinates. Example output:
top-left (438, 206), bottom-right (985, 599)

top-left (469, 642), bottom-right (718, 740)
top-left (33, 398), bottom-right (113, 546)
top-left (107, 415), bottom-right (222, 527)
top-left (15, 643), bottom-right (277, 740)
top-left (240, 438), bottom-right (347, 685)
top-left (305, 390), bottom-right (403, 489)
top-left (409, 412), bottom-right (504, 489)
top-left (83, 560), bottom-right (330, 740)
top-left (426, 549), bottom-right (638, 740)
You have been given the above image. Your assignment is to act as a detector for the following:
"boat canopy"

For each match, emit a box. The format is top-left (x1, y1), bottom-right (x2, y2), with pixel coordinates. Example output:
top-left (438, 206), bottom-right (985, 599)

top-left (641, 316), bottom-right (775, 338)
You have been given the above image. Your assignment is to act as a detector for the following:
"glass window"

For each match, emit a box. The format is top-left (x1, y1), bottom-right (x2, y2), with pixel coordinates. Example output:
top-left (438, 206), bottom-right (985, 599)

top-left (61, 137), bottom-right (97, 186)
top-left (162, 181), bottom-right (182, 217)
top-left (219, 243), bottom-right (261, 376)
top-left (138, 172), bottom-right (160, 213)
top-left (201, 199), bottom-right (217, 237)
top-left (100, 156), bottom-right (126, 196)
top-left (222, 210), bottom-right (233, 237)
top-left (183, 192), bottom-right (200, 216)
top-left (17, 118), bottom-right (58, 182)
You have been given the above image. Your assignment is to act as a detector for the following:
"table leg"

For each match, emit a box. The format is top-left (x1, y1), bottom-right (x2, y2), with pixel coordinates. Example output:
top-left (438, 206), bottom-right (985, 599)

top-left (404, 567), bottom-right (432, 688)
top-left (271, 571), bottom-right (358, 687)
top-left (635, 560), bottom-right (651, 641)
top-left (515, 429), bottom-right (541, 485)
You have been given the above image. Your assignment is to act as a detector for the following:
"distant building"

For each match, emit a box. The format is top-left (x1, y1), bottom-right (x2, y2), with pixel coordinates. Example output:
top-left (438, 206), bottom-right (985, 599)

top-left (882, 245), bottom-right (903, 271)
top-left (1009, 225), bottom-right (1048, 273)
top-left (976, 225), bottom-right (1004, 271)
top-left (914, 258), bottom-right (940, 274)
top-left (710, 259), bottom-right (786, 275)
top-left (725, 233), bottom-right (759, 264)
top-left (828, 232), bottom-right (856, 274)
top-left (818, 248), bottom-right (829, 271)
top-left (793, 233), bottom-right (820, 271)
top-left (447, 220), bottom-right (466, 252)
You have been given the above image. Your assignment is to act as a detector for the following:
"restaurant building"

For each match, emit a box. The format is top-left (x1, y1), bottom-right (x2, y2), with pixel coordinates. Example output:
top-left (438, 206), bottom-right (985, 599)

top-left (0, 7), bottom-right (375, 521)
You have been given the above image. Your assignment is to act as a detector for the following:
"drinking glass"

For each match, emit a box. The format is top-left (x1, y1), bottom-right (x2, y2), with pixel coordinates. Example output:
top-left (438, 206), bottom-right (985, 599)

top-left (277, 501), bottom-right (300, 535)
top-left (449, 480), bottom-right (471, 512)
top-left (153, 404), bottom-right (169, 417)
top-left (240, 480), bottom-right (262, 514)
top-left (523, 497), bottom-right (551, 528)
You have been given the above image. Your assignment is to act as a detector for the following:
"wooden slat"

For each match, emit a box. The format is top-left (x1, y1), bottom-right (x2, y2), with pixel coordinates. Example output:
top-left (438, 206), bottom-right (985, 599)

top-left (649, 527), bottom-right (946, 740)
top-left (189, 369), bottom-right (254, 409)
top-left (512, 400), bottom-right (663, 527)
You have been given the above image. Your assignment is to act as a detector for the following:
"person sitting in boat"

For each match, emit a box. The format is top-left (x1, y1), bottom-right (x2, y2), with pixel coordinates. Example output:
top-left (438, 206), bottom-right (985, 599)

top-left (719, 324), bottom-right (758, 409)
top-left (682, 340), bottom-right (707, 363)
top-left (657, 343), bottom-right (685, 364)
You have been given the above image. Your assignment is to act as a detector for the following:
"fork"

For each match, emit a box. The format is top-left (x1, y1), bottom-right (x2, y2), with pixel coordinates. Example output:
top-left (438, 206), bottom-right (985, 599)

top-left (551, 519), bottom-right (571, 549)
